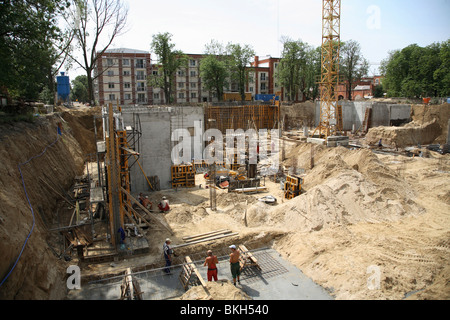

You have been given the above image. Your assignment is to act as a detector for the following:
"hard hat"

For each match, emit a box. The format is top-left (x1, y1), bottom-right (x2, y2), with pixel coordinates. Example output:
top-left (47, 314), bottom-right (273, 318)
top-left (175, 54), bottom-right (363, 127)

top-left (229, 245), bottom-right (236, 249)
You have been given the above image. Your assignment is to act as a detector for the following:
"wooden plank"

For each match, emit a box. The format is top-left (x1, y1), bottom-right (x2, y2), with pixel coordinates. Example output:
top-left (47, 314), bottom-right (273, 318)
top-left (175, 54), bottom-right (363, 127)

top-left (125, 268), bottom-right (134, 300)
top-left (120, 187), bottom-right (173, 235)
top-left (172, 232), bottom-right (239, 249)
top-left (185, 256), bottom-right (207, 289)
top-left (182, 229), bottom-right (231, 241)
top-left (123, 201), bottom-right (154, 230)
top-left (239, 245), bottom-right (260, 270)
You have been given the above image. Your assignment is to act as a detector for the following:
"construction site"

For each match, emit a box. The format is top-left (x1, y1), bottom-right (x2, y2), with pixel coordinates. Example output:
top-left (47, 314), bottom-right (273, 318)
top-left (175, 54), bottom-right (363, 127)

top-left (1, 1), bottom-right (449, 301)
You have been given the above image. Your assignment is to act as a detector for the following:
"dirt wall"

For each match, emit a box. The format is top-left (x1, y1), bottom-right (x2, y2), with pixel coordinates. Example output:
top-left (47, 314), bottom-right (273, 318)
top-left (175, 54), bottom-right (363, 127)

top-left (0, 112), bottom-right (92, 299)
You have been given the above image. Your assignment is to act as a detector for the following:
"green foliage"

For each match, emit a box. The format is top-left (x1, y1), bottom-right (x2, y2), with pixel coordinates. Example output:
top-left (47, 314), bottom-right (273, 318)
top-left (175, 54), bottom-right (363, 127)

top-left (226, 43), bottom-right (255, 101)
top-left (200, 40), bottom-right (229, 101)
top-left (0, 0), bottom-right (69, 100)
top-left (150, 32), bottom-right (188, 104)
top-left (381, 40), bottom-right (449, 98)
top-left (70, 75), bottom-right (89, 103)
top-left (340, 40), bottom-right (369, 101)
top-left (277, 38), bottom-right (322, 101)
top-left (277, 38), bottom-right (321, 102)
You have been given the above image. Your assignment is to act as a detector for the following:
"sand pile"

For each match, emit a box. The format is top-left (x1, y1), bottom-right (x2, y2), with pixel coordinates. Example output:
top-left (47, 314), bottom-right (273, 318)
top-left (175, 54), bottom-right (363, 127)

top-left (179, 280), bottom-right (251, 300)
top-left (253, 146), bottom-right (424, 232)
top-left (366, 119), bottom-right (442, 148)
top-left (411, 103), bottom-right (450, 145)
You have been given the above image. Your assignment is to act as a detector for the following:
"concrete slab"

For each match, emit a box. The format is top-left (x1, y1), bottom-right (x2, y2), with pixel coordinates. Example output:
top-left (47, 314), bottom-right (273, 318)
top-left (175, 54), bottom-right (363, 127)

top-left (307, 138), bottom-right (326, 145)
top-left (68, 248), bottom-right (333, 300)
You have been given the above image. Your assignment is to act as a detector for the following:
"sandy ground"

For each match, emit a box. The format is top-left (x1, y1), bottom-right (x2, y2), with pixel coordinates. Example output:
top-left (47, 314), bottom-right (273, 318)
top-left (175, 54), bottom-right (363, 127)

top-left (111, 141), bottom-right (449, 300)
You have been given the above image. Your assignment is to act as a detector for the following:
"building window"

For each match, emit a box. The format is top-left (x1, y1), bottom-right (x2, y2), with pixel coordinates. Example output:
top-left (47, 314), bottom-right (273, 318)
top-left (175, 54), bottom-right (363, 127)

top-left (109, 94), bottom-right (115, 101)
top-left (154, 93), bottom-right (160, 99)
top-left (261, 83), bottom-right (266, 91)
top-left (123, 59), bottom-right (130, 66)
top-left (123, 70), bottom-right (131, 76)
top-left (178, 70), bottom-right (185, 77)
top-left (190, 71), bottom-right (196, 77)
top-left (124, 94), bottom-right (131, 100)
top-left (178, 92), bottom-right (185, 99)
top-left (124, 83), bottom-right (131, 89)
top-left (190, 59), bottom-right (196, 67)
top-left (107, 59), bottom-right (114, 66)
top-left (153, 70), bottom-right (159, 76)
top-left (178, 82), bottom-right (185, 88)
top-left (136, 71), bottom-right (145, 80)
top-left (136, 59), bottom-right (145, 68)
top-left (191, 92), bottom-right (197, 99)
top-left (108, 82), bottom-right (115, 89)
top-left (190, 82), bottom-right (197, 89)
top-left (137, 82), bottom-right (145, 92)
top-left (107, 70), bottom-right (114, 76)
top-left (260, 73), bottom-right (266, 81)
top-left (137, 93), bottom-right (146, 103)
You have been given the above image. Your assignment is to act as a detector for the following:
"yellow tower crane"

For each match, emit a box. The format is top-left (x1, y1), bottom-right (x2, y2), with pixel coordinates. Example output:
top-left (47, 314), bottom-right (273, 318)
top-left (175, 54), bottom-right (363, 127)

top-left (314, 0), bottom-right (343, 139)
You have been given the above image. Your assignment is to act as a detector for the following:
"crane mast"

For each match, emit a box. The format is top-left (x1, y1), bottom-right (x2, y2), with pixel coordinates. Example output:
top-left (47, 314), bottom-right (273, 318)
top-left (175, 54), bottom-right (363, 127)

top-left (314, 0), bottom-right (342, 138)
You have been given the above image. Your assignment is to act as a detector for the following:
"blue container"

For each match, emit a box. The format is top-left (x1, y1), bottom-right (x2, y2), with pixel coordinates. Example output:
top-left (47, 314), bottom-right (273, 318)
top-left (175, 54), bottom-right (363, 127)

top-left (57, 72), bottom-right (70, 102)
top-left (255, 94), bottom-right (278, 102)
top-left (447, 97), bottom-right (450, 104)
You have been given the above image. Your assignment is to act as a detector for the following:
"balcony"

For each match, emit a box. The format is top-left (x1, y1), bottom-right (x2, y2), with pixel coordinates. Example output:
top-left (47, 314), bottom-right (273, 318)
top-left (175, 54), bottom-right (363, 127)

top-left (136, 75), bottom-right (147, 80)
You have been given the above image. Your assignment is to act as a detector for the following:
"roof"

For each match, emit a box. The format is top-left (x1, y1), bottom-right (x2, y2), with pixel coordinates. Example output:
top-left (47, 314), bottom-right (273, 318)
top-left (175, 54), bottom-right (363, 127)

top-left (354, 85), bottom-right (371, 91)
top-left (104, 48), bottom-right (149, 54)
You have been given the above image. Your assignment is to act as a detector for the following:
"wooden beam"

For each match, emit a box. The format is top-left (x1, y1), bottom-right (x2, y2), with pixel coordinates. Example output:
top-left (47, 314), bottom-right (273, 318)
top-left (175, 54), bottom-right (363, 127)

top-left (185, 256), bottom-right (207, 289)
top-left (120, 187), bottom-right (173, 235)
top-left (172, 232), bottom-right (239, 249)
top-left (182, 229), bottom-right (231, 241)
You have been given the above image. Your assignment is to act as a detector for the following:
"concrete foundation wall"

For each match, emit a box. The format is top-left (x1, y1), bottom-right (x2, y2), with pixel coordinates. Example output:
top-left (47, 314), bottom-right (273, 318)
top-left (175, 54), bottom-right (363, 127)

top-left (122, 106), bottom-right (204, 191)
top-left (315, 101), bottom-right (411, 131)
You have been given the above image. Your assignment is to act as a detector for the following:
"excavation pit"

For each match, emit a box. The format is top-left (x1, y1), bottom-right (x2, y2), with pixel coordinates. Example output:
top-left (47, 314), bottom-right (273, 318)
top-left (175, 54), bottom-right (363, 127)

top-left (68, 247), bottom-right (333, 300)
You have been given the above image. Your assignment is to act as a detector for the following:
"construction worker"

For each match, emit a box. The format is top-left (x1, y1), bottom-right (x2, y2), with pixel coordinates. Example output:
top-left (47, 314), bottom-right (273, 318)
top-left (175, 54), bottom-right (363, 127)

top-left (138, 193), bottom-right (145, 205)
top-left (204, 250), bottom-right (219, 282)
top-left (158, 196), bottom-right (170, 212)
top-left (142, 196), bottom-right (152, 210)
top-left (229, 245), bottom-right (241, 286)
top-left (163, 238), bottom-right (173, 274)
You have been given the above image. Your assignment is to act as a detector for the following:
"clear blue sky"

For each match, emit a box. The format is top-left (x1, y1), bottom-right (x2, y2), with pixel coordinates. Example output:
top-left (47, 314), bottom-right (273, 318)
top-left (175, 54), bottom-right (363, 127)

top-left (69, 0), bottom-right (450, 77)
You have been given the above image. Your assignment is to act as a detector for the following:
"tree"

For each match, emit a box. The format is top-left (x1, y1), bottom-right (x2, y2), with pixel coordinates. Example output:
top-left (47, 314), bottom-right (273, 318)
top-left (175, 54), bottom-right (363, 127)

top-left (277, 38), bottom-right (306, 102)
top-left (381, 41), bottom-right (449, 98)
top-left (65, 0), bottom-right (128, 105)
top-left (226, 43), bottom-right (255, 101)
top-left (0, 0), bottom-right (70, 101)
top-left (277, 38), bottom-right (321, 102)
top-left (71, 75), bottom-right (89, 103)
top-left (340, 40), bottom-right (369, 101)
top-left (200, 40), bottom-right (229, 102)
top-left (434, 40), bottom-right (450, 97)
top-left (150, 32), bottom-right (188, 104)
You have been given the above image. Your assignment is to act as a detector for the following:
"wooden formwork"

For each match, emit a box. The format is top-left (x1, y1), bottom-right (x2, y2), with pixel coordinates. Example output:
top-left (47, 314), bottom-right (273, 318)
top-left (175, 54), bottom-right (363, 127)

top-left (171, 164), bottom-right (196, 188)
top-left (284, 175), bottom-right (303, 200)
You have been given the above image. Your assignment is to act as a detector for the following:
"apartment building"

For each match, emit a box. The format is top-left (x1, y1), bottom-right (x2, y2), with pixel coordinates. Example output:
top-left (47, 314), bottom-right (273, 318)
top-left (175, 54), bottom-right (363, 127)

top-left (94, 48), bottom-right (152, 106)
top-left (94, 49), bottom-right (303, 106)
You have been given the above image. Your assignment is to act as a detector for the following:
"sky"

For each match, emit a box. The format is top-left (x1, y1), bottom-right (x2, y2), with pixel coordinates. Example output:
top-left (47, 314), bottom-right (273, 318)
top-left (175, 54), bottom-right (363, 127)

top-left (67, 0), bottom-right (450, 78)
